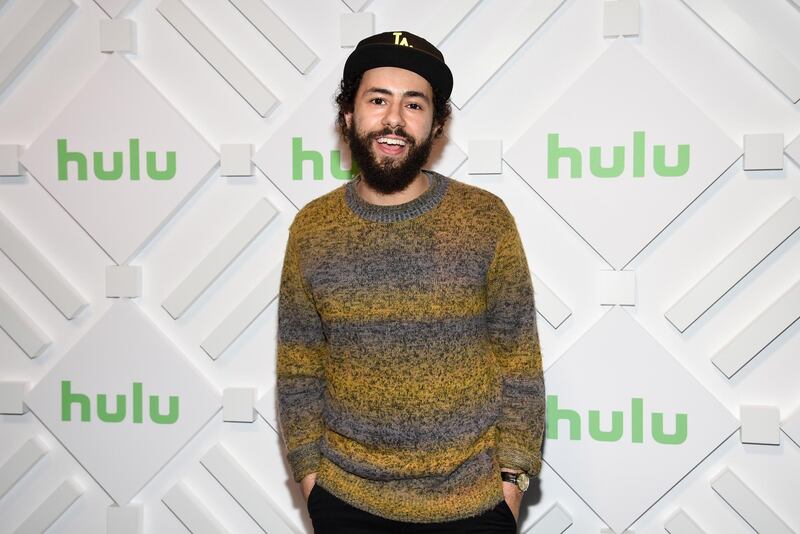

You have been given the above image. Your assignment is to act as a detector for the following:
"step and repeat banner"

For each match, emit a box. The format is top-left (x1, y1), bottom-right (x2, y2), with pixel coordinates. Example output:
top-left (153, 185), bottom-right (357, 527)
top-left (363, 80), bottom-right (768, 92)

top-left (1, 0), bottom-right (800, 533)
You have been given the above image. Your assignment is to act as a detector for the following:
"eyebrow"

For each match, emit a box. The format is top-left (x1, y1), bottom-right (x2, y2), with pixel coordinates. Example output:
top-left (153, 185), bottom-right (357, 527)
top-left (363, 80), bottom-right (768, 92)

top-left (364, 87), bottom-right (431, 103)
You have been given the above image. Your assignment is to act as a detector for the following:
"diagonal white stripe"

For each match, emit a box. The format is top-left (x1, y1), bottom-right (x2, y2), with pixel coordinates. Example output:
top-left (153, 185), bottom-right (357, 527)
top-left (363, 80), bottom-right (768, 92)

top-left (157, 0), bottom-right (279, 117)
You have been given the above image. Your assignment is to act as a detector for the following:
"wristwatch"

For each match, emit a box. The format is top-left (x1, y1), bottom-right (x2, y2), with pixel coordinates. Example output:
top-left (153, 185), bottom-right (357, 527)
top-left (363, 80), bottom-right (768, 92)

top-left (500, 471), bottom-right (530, 492)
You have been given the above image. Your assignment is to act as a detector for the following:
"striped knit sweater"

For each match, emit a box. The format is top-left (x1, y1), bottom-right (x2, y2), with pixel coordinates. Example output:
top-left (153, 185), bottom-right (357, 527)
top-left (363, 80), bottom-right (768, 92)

top-left (276, 170), bottom-right (545, 523)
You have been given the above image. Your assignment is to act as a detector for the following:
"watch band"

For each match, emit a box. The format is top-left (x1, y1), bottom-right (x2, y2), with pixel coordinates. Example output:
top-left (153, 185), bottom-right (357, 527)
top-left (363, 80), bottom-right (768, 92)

top-left (500, 471), bottom-right (530, 491)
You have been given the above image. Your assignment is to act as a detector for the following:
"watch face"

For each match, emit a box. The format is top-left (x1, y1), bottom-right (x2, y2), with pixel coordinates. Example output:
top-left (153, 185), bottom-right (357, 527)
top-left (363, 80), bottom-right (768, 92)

top-left (517, 472), bottom-right (530, 491)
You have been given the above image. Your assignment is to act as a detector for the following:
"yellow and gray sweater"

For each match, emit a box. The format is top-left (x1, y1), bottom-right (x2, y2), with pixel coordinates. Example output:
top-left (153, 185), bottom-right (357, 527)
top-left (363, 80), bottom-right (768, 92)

top-left (276, 170), bottom-right (544, 523)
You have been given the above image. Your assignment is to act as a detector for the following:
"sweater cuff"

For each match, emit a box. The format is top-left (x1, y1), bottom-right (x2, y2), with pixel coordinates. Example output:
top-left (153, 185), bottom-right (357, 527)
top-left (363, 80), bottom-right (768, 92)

top-left (287, 440), bottom-right (321, 482)
top-left (497, 446), bottom-right (541, 476)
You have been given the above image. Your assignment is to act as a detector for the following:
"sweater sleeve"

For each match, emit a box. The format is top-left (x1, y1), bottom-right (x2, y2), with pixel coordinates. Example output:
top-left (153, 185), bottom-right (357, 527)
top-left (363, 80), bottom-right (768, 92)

top-left (486, 209), bottom-right (545, 476)
top-left (276, 227), bottom-right (328, 482)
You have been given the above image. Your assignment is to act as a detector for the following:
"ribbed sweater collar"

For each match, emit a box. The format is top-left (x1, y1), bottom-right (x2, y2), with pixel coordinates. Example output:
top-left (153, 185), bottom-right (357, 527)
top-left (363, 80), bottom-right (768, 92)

top-left (344, 170), bottom-right (449, 223)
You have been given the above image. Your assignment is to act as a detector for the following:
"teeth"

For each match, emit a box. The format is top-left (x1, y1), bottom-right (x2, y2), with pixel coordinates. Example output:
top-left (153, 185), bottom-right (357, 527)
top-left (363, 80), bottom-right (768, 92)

top-left (377, 137), bottom-right (406, 146)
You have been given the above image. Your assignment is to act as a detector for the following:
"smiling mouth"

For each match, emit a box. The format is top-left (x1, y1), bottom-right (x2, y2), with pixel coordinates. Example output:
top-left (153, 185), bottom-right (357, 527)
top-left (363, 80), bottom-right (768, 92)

top-left (375, 136), bottom-right (407, 147)
top-left (372, 136), bottom-right (409, 157)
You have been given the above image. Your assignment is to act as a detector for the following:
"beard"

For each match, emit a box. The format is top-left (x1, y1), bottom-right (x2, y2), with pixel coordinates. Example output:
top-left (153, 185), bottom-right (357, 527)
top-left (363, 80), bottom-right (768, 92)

top-left (345, 118), bottom-right (436, 195)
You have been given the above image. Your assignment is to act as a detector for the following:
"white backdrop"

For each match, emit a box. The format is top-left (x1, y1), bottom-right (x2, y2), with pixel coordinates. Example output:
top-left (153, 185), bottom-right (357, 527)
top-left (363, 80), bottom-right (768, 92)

top-left (1, 0), bottom-right (800, 533)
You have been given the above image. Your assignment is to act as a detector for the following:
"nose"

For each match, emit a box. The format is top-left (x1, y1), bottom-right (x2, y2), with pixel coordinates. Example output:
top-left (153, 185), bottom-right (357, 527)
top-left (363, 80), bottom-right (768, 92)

top-left (382, 99), bottom-right (405, 129)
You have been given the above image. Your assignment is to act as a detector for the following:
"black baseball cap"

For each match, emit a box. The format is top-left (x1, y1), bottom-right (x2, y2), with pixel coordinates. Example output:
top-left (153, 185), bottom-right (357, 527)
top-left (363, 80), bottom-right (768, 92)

top-left (343, 31), bottom-right (453, 100)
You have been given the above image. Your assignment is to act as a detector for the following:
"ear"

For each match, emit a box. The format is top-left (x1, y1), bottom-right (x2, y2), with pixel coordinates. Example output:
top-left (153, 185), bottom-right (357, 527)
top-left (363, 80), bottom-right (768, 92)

top-left (344, 111), bottom-right (353, 130)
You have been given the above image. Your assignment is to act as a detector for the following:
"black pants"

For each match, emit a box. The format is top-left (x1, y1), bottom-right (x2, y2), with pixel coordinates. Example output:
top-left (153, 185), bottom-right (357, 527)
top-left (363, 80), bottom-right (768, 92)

top-left (307, 484), bottom-right (517, 533)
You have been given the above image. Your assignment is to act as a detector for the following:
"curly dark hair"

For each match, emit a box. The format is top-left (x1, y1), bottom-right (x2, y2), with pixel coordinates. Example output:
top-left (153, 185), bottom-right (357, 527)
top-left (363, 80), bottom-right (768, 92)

top-left (334, 72), bottom-right (452, 139)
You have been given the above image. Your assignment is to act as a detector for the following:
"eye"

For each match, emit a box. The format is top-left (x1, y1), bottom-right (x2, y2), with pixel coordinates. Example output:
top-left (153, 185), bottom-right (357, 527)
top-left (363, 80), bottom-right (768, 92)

top-left (369, 97), bottom-right (386, 105)
top-left (407, 102), bottom-right (423, 110)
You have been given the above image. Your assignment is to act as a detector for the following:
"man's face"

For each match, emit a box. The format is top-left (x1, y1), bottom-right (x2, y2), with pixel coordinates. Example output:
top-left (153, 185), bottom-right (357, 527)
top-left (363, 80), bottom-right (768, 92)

top-left (344, 66), bottom-right (437, 195)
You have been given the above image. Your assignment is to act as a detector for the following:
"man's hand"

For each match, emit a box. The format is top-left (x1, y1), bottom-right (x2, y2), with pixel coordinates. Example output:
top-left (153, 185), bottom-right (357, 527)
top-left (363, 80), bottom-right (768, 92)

top-left (300, 472), bottom-right (317, 501)
top-left (501, 468), bottom-right (523, 524)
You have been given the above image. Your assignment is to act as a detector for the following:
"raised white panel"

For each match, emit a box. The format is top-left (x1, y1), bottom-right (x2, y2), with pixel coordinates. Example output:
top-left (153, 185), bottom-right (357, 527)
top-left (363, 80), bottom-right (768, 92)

top-left (99, 18), bottom-right (136, 54)
top-left (0, 285), bottom-right (51, 358)
top-left (743, 133), bottom-right (784, 170)
top-left (0, 210), bottom-right (88, 320)
top-left (468, 139), bottom-right (502, 174)
top-left (229, 0), bottom-right (318, 74)
top-left (604, 0), bottom-right (640, 37)
top-left (200, 443), bottom-right (302, 534)
top-left (681, 0), bottom-right (800, 102)
top-left (711, 468), bottom-right (794, 534)
top-left (0, 437), bottom-right (48, 499)
top-left (529, 502), bottom-right (572, 533)
top-left (740, 405), bottom-right (780, 445)
top-left (201, 263), bottom-right (280, 360)
top-left (444, 0), bottom-right (565, 108)
top-left (19, 54), bottom-right (220, 266)
top-left (13, 478), bottom-right (82, 534)
top-left (26, 300), bottom-right (221, 505)
top-left (598, 270), bottom-right (636, 306)
top-left (340, 12), bottom-right (374, 48)
top-left (107, 504), bottom-right (143, 534)
top-left (0, 144), bottom-right (21, 175)
top-left (220, 143), bottom-right (252, 177)
top-left (0, 0), bottom-right (76, 95)
top-left (505, 40), bottom-right (742, 270)
top-left (664, 509), bottom-right (707, 534)
top-left (223, 387), bottom-right (255, 423)
top-left (0, 381), bottom-right (28, 414)
top-left (544, 307), bottom-right (739, 532)
top-left (157, 0), bottom-right (279, 117)
top-left (162, 198), bottom-right (277, 319)
top-left (666, 197), bottom-right (800, 332)
top-left (711, 278), bottom-right (800, 377)
top-left (105, 264), bottom-right (142, 298)
top-left (162, 482), bottom-right (229, 534)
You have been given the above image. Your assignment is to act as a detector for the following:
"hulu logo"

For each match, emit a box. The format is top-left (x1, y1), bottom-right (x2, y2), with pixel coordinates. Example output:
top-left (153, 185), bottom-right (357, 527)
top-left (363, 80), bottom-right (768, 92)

top-left (547, 131), bottom-right (690, 179)
top-left (546, 395), bottom-right (687, 445)
top-left (57, 138), bottom-right (176, 181)
top-left (60, 380), bottom-right (179, 424)
top-left (292, 137), bottom-right (358, 180)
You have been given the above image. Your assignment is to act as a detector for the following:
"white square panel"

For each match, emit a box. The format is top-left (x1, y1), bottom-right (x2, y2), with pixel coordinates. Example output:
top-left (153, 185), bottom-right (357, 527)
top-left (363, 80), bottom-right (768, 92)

top-left (0, 381), bottom-right (28, 414)
top-left (105, 265), bottom-right (142, 298)
top-left (99, 18), bottom-right (136, 53)
top-left (26, 300), bottom-right (221, 504)
top-left (223, 387), bottom-right (255, 423)
top-left (743, 133), bottom-right (784, 170)
top-left (468, 139), bottom-right (503, 174)
top-left (0, 145), bottom-right (21, 176)
top-left (20, 55), bottom-right (218, 265)
top-left (740, 405), bottom-right (780, 445)
top-left (604, 0), bottom-right (640, 37)
top-left (107, 504), bottom-right (142, 534)
top-left (340, 12), bottom-right (374, 47)
top-left (544, 307), bottom-right (739, 532)
top-left (220, 143), bottom-right (252, 177)
top-left (598, 270), bottom-right (636, 305)
top-left (505, 40), bottom-right (741, 269)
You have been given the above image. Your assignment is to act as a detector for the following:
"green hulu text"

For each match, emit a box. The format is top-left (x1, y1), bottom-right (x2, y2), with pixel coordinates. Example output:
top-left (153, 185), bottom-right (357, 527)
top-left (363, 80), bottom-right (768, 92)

top-left (57, 138), bottom-right (176, 181)
top-left (546, 395), bottom-right (688, 444)
top-left (60, 380), bottom-right (179, 424)
top-left (547, 131), bottom-right (690, 179)
top-left (292, 137), bottom-right (359, 180)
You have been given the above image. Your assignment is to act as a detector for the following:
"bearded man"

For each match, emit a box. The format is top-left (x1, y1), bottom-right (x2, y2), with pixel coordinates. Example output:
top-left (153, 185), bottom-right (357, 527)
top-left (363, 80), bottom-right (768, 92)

top-left (277, 30), bottom-right (545, 533)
